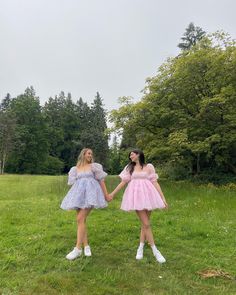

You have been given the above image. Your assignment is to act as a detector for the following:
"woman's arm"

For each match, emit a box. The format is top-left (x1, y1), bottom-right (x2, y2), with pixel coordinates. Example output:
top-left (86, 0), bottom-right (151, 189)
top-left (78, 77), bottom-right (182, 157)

top-left (99, 180), bottom-right (112, 202)
top-left (68, 167), bottom-right (77, 185)
top-left (152, 181), bottom-right (168, 208)
top-left (110, 181), bottom-right (127, 199)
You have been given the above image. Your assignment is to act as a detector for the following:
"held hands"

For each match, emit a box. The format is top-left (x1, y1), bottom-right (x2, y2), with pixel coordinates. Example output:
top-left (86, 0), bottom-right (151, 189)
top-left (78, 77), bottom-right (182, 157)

top-left (105, 192), bottom-right (115, 202)
top-left (105, 194), bottom-right (112, 202)
top-left (105, 193), bottom-right (113, 202)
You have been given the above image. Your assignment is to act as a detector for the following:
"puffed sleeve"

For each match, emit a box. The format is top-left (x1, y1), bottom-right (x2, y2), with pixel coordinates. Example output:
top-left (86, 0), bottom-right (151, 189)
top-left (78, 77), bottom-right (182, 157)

top-left (92, 163), bottom-right (107, 181)
top-left (147, 163), bottom-right (159, 182)
top-left (119, 166), bottom-right (131, 183)
top-left (68, 166), bottom-right (78, 185)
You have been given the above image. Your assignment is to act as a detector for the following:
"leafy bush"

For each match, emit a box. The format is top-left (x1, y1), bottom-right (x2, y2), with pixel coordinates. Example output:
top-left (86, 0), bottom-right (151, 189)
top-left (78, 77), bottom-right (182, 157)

top-left (43, 156), bottom-right (64, 175)
top-left (161, 161), bottom-right (191, 180)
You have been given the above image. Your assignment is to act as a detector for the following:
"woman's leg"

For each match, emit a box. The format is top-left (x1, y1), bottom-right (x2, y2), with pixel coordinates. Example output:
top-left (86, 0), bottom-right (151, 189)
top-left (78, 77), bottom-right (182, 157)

top-left (136, 210), bottom-right (166, 263)
top-left (76, 208), bottom-right (92, 249)
top-left (83, 226), bottom-right (88, 247)
top-left (139, 210), bottom-right (152, 243)
top-left (136, 210), bottom-right (155, 246)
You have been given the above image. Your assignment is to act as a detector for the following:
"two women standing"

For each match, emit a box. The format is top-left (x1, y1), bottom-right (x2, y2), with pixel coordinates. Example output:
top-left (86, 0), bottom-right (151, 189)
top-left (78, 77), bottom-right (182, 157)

top-left (60, 148), bottom-right (168, 263)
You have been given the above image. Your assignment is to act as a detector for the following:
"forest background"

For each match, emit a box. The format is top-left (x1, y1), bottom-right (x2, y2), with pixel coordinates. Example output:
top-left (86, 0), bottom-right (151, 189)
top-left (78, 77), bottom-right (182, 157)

top-left (1, 24), bottom-right (236, 184)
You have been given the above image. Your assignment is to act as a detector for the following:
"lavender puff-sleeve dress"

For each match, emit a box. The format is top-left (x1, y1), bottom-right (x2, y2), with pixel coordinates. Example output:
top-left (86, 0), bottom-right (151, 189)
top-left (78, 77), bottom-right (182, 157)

top-left (60, 163), bottom-right (108, 210)
top-left (119, 163), bottom-right (166, 211)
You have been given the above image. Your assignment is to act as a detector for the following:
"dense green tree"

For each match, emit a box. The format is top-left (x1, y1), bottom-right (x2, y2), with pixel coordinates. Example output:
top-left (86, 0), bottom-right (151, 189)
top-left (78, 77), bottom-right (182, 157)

top-left (5, 87), bottom-right (49, 174)
top-left (75, 97), bottom-right (92, 152)
top-left (107, 134), bottom-right (130, 174)
top-left (110, 96), bottom-right (138, 150)
top-left (0, 95), bottom-right (17, 174)
top-left (43, 91), bottom-right (81, 171)
top-left (178, 22), bottom-right (206, 51)
top-left (43, 94), bottom-right (65, 158)
top-left (43, 91), bottom-right (109, 170)
top-left (81, 92), bottom-right (109, 167)
top-left (111, 33), bottom-right (236, 182)
top-left (59, 93), bottom-right (81, 170)
top-left (0, 93), bottom-right (12, 111)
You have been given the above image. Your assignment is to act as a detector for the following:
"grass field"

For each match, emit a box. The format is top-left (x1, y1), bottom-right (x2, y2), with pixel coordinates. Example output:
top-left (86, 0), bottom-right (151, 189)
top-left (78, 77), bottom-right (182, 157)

top-left (0, 175), bottom-right (235, 295)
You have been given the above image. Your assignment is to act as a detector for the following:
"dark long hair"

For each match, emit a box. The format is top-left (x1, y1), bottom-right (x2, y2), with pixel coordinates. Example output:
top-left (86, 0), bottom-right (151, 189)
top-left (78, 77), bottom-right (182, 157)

top-left (127, 149), bottom-right (145, 175)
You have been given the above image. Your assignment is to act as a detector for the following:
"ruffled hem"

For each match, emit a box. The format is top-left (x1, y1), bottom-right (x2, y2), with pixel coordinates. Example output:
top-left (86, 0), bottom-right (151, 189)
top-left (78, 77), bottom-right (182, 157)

top-left (120, 204), bottom-right (165, 211)
top-left (60, 203), bottom-right (108, 210)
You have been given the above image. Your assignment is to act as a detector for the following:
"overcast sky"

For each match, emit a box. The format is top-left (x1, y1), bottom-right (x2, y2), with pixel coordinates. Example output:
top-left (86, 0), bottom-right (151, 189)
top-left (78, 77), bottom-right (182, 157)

top-left (0, 0), bottom-right (235, 110)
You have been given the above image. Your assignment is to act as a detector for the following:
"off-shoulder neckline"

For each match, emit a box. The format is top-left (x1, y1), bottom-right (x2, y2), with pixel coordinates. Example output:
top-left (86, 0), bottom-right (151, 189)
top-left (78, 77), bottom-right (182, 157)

top-left (74, 164), bottom-right (92, 173)
top-left (132, 170), bottom-right (150, 174)
top-left (73, 162), bottom-right (102, 173)
top-left (76, 171), bottom-right (93, 175)
top-left (132, 163), bottom-right (153, 173)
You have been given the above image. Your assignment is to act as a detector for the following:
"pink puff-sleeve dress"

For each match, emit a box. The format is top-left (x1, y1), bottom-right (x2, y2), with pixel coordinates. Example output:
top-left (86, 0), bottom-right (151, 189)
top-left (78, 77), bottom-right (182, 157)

top-left (119, 163), bottom-right (166, 211)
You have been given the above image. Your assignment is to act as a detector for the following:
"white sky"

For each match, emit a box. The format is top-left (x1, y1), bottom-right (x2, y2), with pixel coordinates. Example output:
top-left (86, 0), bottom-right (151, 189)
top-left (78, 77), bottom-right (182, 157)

top-left (0, 0), bottom-right (235, 110)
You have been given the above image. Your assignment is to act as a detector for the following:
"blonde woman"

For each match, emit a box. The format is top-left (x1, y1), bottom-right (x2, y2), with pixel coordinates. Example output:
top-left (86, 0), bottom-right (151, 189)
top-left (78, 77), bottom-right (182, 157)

top-left (60, 148), bottom-right (111, 260)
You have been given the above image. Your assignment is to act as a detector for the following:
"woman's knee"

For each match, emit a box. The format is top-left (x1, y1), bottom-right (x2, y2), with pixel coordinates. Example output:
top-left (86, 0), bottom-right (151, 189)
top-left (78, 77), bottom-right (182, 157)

top-left (77, 215), bottom-right (86, 224)
top-left (142, 222), bottom-right (150, 230)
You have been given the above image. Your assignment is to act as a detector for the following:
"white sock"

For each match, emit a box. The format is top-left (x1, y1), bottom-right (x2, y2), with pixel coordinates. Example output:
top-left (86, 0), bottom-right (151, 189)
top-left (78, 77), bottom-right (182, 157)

top-left (139, 242), bottom-right (145, 249)
top-left (151, 244), bottom-right (158, 253)
top-left (75, 246), bottom-right (82, 251)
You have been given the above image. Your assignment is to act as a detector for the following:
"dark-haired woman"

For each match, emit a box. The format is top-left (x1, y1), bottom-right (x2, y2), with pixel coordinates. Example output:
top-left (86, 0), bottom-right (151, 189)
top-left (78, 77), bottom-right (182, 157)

top-left (109, 149), bottom-right (168, 263)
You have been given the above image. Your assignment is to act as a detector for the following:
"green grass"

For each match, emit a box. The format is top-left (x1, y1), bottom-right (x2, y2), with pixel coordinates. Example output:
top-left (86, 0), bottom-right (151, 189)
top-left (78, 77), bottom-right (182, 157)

top-left (0, 175), bottom-right (235, 295)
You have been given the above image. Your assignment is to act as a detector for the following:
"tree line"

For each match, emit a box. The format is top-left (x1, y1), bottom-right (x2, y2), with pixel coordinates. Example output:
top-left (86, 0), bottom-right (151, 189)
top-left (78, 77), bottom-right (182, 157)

top-left (0, 89), bottom-right (109, 174)
top-left (1, 24), bottom-right (236, 183)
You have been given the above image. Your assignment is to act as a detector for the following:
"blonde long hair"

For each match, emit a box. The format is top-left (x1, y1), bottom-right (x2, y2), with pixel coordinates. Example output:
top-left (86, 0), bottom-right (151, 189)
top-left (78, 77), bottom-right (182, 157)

top-left (76, 148), bottom-right (94, 167)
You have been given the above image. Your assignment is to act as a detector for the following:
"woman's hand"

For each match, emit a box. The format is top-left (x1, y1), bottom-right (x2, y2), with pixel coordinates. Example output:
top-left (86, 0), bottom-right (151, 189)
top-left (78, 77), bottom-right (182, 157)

top-left (110, 192), bottom-right (115, 199)
top-left (163, 199), bottom-right (168, 209)
top-left (105, 193), bottom-right (113, 202)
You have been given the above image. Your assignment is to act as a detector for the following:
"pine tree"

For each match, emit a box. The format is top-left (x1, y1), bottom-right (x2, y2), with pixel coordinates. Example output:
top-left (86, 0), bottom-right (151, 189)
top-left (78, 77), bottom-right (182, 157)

top-left (0, 95), bottom-right (16, 174)
top-left (81, 92), bottom-right (109, 166)
top-left (6, 87), bottom-right (49, 173)
top-left (0, 93), bottom-right (12, 111)
top-left (43, 92), bottom-right (81, 171)
top-left (178, 22), bottom-right (206, 51)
